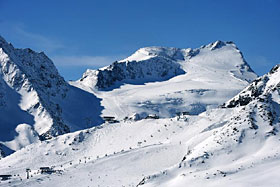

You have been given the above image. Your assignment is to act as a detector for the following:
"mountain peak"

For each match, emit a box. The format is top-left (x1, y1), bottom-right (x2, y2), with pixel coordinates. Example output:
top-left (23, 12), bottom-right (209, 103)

top-left (122, 40), bottom-right (238, 63)
top-left (202, 40), bottom-right (237, 51)
top-left (0, 35), bottom-right (14, 54)
top-left (0, 35), bottom-right (8, 45)
top-left (120, 46), bottom-right (184, 62)
top-left (207, 40), bottom-right (226, 50)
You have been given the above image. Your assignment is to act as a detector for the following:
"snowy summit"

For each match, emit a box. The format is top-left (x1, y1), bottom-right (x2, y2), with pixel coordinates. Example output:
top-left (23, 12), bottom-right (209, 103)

top-left (74, 40), bottom-right (257, 119)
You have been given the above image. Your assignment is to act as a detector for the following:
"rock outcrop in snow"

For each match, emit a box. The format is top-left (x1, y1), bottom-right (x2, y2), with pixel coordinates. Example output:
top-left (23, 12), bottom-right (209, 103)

top-left (224, 64), bottom-right (280, 108)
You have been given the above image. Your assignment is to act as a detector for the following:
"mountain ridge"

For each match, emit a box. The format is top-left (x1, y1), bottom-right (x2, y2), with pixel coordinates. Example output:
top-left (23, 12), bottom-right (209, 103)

top-left (0, 35), bottom-right (103, 157)
top-left (73, 40), bottom-right (257, 120)
top-left (78, 40), bottom-right (256, 90)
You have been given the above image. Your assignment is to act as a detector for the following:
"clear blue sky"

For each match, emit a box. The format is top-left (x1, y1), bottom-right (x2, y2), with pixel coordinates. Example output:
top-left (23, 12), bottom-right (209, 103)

top-left (0, 0), bottom-right (279, 80)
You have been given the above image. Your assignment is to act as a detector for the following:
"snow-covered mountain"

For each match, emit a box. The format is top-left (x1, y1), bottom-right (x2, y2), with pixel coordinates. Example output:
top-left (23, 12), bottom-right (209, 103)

top-left (74, 41), bottom-right (257, 119)
top-left (0, 36), bottom-right (103, 157)
top-left (0, 64), bottom-right (278, 187)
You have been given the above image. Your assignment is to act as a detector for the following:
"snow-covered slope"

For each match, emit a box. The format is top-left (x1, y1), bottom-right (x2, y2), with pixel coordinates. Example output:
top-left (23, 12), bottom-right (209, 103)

top-left (0, 36), bottom-right (103, 157)
top-left (0, 65), bottom-right (278, 187)
top-left (138, 64), bottom-right (280, 187)
top-left (74, 41), bottom-right (257, 119)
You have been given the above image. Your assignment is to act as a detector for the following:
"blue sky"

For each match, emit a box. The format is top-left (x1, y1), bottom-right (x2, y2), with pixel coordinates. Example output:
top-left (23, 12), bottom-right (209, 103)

top-left (0, 0), bottom-right (279, 80)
